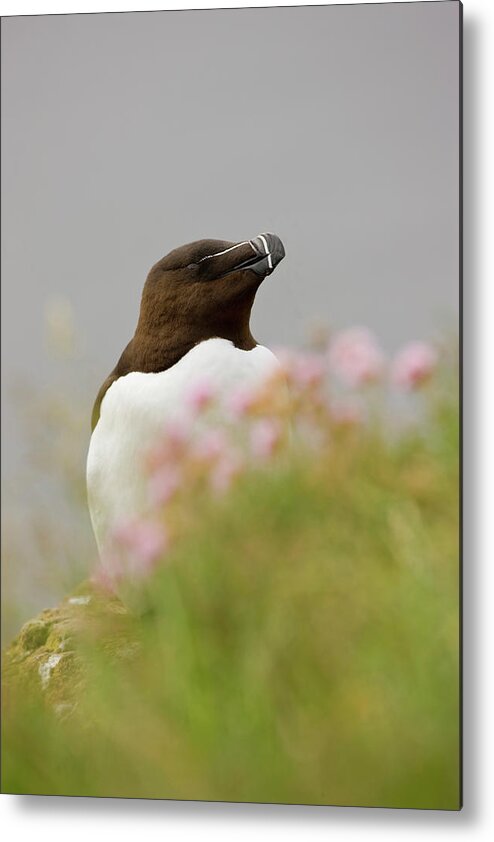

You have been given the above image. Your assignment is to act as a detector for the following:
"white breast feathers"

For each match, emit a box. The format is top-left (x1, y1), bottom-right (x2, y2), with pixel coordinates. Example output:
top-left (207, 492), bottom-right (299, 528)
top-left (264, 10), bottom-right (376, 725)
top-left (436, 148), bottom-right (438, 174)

top-left (86, 338), bottom-right (280, 557)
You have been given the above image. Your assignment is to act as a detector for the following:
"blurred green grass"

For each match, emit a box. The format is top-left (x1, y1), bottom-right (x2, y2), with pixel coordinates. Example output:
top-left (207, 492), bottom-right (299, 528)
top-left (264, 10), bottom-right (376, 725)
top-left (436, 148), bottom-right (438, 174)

top-left (2, 381), bottom-right (459, 808)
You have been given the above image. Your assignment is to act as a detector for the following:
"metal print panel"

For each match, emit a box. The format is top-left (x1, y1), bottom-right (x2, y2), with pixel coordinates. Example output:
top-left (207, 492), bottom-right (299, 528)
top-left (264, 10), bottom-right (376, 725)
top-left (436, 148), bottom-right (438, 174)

top-left (1, 1), bottom-right (462, 809)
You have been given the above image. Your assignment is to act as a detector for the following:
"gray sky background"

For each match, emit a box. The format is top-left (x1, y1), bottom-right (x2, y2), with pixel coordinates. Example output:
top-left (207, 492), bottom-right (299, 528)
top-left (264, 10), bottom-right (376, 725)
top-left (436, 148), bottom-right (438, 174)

top-left (2, 2), bottom-right (460, 476)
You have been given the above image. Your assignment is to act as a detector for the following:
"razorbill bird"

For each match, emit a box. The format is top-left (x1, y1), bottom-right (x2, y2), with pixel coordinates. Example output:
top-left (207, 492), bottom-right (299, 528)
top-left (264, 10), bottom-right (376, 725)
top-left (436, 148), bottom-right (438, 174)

top-left (87, 232), bottom-right (286, 556)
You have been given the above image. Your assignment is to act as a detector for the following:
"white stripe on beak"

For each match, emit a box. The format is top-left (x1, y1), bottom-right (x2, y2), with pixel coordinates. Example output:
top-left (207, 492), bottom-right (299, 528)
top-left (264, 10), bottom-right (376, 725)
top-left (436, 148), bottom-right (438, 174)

top-left (258, 234), bottom-right (273, 270)
top-left (199, 241), bottom-right (253, 263)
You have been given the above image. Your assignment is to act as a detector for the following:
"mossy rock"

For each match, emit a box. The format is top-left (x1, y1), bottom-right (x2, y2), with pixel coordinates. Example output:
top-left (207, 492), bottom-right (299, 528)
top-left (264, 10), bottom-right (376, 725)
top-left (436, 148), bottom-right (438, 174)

top-left (2, 581), bottom-right (137, 718)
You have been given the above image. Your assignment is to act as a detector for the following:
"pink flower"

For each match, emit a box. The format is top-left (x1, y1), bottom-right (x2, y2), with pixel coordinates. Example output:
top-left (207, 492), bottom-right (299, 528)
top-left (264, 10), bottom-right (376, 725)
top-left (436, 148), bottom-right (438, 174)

top-left (250, 419), bottom-right (283, 460)
top-left (210, 451), bottom-right (243, 494)
top-left (111, 518), bottom-right (169, 577)
top-left (228, 386), bottom-right (257, 419)
top-left (291, 353), bottom-right (326, 389)
top-left (391, 342), bottom-right (437, 390)
top-left (186, 379), bottom-right (215, 414)
top-left (328, 328), bottom-right (384, 387)
top-left (193, 429), bottom-right (228, 463)
top-left (149, 465), bottom-right (182, 505)
top-left (147, 420), bottom-right (190, 470)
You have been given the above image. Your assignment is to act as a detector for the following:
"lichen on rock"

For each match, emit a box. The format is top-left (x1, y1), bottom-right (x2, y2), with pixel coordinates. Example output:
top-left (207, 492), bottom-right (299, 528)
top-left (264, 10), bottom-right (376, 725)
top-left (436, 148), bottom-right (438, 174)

top-left (2, 580), bottom-right (137, 716)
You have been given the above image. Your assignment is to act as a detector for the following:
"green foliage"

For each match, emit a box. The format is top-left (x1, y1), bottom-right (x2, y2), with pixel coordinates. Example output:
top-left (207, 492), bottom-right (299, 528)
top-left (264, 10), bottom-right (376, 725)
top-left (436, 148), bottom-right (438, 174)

top-left (2, 384), bottom-right (460, 809)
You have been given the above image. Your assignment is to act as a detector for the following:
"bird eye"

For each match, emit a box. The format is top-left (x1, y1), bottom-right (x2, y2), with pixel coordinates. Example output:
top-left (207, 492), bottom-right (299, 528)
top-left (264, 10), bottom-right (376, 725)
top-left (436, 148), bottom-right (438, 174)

top-left (186, 263), bottom-right (198, 270)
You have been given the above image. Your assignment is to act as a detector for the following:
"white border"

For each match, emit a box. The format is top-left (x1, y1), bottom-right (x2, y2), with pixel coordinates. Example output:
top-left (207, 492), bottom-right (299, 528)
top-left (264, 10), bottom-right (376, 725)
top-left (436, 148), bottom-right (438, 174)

top-left (2, 0), bottom-right (493, 839)
top-left (0, 0), bottom-right (469, 16)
